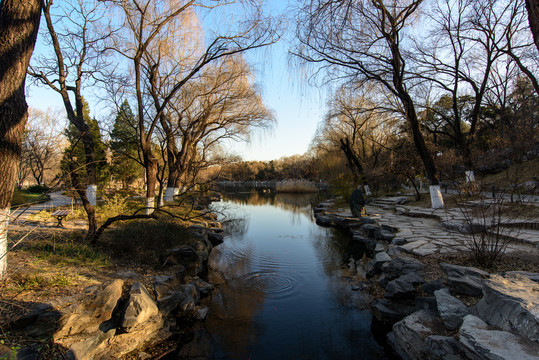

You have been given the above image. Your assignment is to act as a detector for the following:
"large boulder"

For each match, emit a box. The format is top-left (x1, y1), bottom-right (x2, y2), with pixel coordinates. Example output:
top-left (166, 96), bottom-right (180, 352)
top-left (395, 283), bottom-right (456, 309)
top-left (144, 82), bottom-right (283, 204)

top-left (434, 288), bottom-right (469, 331)
top-left (375, 229), bottom-right (396, 241)
top-left (387, 310), bottom-right (447, 360)
top-left (475, 274), bottom-right (539, 343)
top-left (121, 282), bottom-right (160, 331)
top-left (55, 279), bottom-right (124, 339)
top-left (371, 298), bottom-right (417, 333)
top-left (315, 214), bottom-right (334, 227)
top-left (164, 246), bottom-right (201, 275)
top-left (352, 233), bottom-right (377, 257)
top-left (384, 272), bottom-right (425, 299)
top-left (56, 280), bottom-right (167, 360)
top-left (207, 231), bottom-right (224, 246)
top-left (66, 327), bottom-right (116, 360)
top-left (154, 275), bottom-right (181, 300)
top-left (440, 263), bottom-right (489, 279)
top-left (440, 263), bottom-right (488, 297)
top-left (366, 251), bottom-right (391, 277)
top-left (360, 223), bottom-right (381, 238)
top-left (384, 256), bottom-right (425, 283)
top-left (459, 315), bottom-right (539, 360)
top-left (156, 281), bottom-right (205, 316)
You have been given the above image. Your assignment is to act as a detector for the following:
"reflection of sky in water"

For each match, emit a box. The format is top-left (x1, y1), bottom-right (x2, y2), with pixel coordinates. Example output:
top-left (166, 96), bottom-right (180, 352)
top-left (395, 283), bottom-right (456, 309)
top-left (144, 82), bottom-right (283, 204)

top-left (203, 194), bottom-right (387, 360)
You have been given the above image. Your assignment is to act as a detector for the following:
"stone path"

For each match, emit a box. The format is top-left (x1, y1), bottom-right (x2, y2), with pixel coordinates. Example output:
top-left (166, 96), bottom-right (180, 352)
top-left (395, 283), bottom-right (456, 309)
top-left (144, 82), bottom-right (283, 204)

top-left (333, 196), bottom-right (539, 257)
top-left (11, 191), bottom-right (74, 224)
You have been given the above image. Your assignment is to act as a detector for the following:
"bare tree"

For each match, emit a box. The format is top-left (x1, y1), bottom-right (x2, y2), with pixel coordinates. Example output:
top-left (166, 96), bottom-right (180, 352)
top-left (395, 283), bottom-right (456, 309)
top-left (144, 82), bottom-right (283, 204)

top-left (0, 0), bottom-right (41, 278)
top-left (20, 108), bottom-right (65, 185)
top-left (163, 55), bottom-right (274, 196)
top-left (414, 0), bottom-right (535, 177)
top-left (498, 0), bottom-right (539, 95)
top-left (28, 0), bottom-right (114, 240)
top-left (109, 0), bottom-right (279, 214)
top-left (294, 0), bottom-right (445, 208)
top-left (321, 84), bottom-right (395, 183)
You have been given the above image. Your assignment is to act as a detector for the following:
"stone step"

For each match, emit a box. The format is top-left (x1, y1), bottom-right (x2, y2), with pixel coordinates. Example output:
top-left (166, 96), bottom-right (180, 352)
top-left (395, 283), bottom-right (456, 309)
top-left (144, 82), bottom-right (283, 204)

top-left (488, 228), bottom-right (539, 245)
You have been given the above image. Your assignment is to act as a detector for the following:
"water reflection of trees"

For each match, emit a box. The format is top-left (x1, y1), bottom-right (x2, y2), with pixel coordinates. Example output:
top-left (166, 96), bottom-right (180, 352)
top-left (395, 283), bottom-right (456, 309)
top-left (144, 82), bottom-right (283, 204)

top-left (222, 191), bottom-right (322, 217)
top-left (309, 226), bottom-right (367, 277)
top-left (204, 281), bottom-right (265, 359)
top-left (210, 202), bottom-right (249, 238)
top-left (205, 243), bottom-right (266, 358)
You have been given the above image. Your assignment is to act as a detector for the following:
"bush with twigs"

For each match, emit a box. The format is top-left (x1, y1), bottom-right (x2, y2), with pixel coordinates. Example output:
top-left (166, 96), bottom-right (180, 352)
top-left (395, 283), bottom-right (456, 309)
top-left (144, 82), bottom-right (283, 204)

top-left (457, 192), bottom-right (535, 268)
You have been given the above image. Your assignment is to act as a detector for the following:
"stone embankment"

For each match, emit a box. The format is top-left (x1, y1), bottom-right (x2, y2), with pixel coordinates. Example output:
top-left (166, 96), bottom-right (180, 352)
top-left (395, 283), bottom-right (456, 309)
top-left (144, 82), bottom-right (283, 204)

top-left (5, 222), bottom-right (224, 359)
top-left (313, 198), bottom-right (539, 360)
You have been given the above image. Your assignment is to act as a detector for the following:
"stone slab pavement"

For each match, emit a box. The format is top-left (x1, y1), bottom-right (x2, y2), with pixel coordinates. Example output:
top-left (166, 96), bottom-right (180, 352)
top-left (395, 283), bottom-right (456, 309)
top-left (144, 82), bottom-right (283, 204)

top-left (333, 198), bottom-right (538, 257)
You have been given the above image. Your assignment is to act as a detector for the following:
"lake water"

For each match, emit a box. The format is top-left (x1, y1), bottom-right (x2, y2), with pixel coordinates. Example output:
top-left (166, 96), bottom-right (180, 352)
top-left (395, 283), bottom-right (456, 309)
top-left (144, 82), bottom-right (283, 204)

top-left (181, 192), bottom-right (387, 359)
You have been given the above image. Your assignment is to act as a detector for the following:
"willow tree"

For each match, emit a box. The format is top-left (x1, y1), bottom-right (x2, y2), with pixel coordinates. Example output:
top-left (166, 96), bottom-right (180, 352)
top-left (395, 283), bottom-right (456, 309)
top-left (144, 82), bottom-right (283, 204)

top-left (0, 0), bottom-right (41, 278)
top-left (295, 0), bottom-right (445, 208)
top-left (163, 55), bottom-right (274, 195)
top-left (320, 84), bottom-right (395, 184)
top-left (110, 0), bottom-right (279, 214)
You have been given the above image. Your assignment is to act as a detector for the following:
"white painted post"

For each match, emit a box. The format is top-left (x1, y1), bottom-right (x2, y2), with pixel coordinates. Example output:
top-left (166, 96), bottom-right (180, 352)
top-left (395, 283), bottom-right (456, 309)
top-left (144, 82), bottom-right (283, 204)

top-left (164, 187), bottom-right (179, 202)
top-left (0, 208), bottom-right (9, 279)
top-left (86, 185), bottom-right (97, 206)
top-left (145, 197), bottom-right (155, 215)
top-left (429, 185), bottom-right (445, 209)
top-left (465, 170), bottom-right (475, 183)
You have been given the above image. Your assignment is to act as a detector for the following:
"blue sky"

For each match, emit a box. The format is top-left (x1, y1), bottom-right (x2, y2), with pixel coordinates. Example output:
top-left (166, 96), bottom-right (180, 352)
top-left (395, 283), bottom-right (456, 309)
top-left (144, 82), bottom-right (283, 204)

top-left (27, 0), bottom-right (327, 162)
top-left (227, 39), bottom-right (328, 161)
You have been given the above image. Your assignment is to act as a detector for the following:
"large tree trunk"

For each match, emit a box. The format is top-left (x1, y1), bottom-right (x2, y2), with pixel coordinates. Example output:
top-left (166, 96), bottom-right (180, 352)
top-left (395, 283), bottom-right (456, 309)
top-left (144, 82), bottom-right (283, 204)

top-left (0, 0), bottom-right (41, 278)
top-left (143, 149), bottom-right (158, 214)
top-left (383, 16), bottom-right (444, 208)
top-left (526, 0), bottom-right (539, 52)
top-left (403, 96), bottom-right (444, 209)
top-left (67, 158), bottom-right (97, 241)
top-left (339, 137), bottom-right (364, 183)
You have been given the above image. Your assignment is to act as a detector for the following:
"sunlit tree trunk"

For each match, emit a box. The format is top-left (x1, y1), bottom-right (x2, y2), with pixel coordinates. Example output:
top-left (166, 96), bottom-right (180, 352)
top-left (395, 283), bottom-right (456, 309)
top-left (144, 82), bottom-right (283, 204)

top-left (0, 0), bottom-right (41, 278)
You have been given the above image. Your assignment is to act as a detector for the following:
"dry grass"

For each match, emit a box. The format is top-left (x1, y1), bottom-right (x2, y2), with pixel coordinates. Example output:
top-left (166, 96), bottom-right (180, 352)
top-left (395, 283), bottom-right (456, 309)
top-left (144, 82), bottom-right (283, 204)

top-left (276, 180), bottom-right (318, 193)
top-left (418, 250), bottom-right (539, 280)
top-left (1, 211), bottom-right (202, 357)
top-left (479, 157), bottom-right (539, 188)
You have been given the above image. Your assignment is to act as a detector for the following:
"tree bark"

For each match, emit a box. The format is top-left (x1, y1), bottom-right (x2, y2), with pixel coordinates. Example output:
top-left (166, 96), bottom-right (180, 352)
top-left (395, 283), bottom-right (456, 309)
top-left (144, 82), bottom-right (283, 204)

top-left (526, 0), bottom-right (539, 53)
top-left (339, 137), bottom-right (364, 183)
top-left (0, 0), bottom-right (41, 278)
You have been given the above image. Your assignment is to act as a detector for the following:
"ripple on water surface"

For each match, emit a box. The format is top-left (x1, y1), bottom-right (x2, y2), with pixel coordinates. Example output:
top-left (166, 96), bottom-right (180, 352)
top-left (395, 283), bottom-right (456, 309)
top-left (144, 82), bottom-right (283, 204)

top-left (234, 270), bottom-right (303, 300)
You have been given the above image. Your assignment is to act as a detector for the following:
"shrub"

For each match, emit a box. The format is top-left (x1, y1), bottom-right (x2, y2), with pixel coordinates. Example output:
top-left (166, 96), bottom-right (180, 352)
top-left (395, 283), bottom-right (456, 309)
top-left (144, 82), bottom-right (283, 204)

top-left (458, 193), bottom-right (533, 268)
top-left (103, 218), bottom-right (196, 268)
top-left (26, 184), bottom-right (49, 194)
top-left (97, 193), bottom-right (131, 221)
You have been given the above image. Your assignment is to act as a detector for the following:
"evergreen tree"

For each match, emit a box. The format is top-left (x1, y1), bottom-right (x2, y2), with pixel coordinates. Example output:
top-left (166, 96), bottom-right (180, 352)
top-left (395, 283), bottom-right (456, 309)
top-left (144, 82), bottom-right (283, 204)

top-left (110, 100), bottom-right (142, 189)
top-left (61, 99), bottom-right (110, 189)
